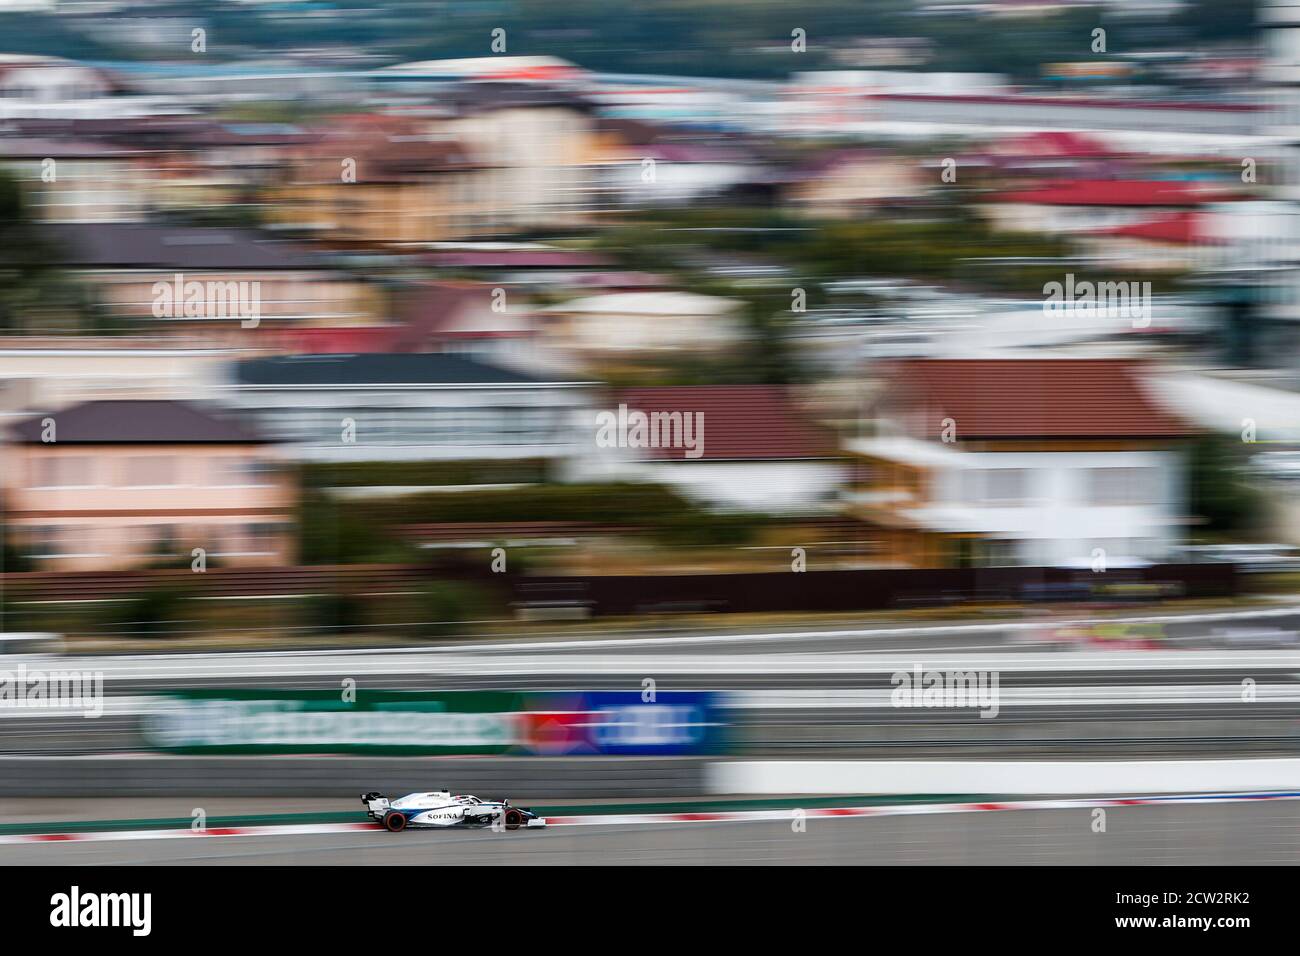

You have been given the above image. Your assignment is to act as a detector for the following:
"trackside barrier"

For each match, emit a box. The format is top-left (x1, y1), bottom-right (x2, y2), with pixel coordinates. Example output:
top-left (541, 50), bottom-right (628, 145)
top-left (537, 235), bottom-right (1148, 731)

top-left (708, 758), bottom-right (1300, 795)
top-left (0, 756), bottom-right (709, 798)
top-left (142, 690), bottom-right (725, 756)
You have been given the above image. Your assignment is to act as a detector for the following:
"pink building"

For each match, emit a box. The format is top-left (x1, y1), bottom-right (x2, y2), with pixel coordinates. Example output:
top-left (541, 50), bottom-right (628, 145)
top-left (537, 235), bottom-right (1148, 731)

top-left (4, 400), bottom-right (295, 570)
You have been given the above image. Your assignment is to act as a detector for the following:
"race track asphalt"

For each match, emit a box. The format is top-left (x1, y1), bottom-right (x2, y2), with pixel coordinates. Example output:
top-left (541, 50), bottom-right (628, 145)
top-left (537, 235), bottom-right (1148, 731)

top-left (3, 799), bottom-right (1297, 865)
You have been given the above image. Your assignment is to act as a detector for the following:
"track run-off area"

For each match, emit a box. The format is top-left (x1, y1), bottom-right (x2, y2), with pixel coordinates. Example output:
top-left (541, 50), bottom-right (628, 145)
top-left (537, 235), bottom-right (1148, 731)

top-left (3, 791), bottom-right (1299, 864)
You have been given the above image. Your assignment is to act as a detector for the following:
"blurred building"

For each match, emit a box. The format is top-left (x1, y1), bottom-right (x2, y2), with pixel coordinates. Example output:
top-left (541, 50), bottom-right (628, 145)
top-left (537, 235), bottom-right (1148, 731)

top-left (1075, 211), bottom-right (1218, 271)
top-left (0, 137), bottom-right (150, 222)
top-left (6, 115), bottom-right (313, 214)
top-left (1263, 0), bottom-right (1300, 356)
top-left (390, 281), bottom-right (538, 365)
top-left (844, 359), bottom-right (1192, 568)
top-left (869, 89), bottom-right (1261, 140)
top-left (220, 352), bottom-right (591, 463)
top-left (593, 141), bottom-right (766, 209)
top-left (982, 179), bottom-right (1241, 235)
top-left (41, 221), bottom-right (380, 340)
top-left (4, 399), bottom-right (294, 570)
top-left (544, 290), bottom-right (746, 360)
top-left (0, 54), bottom-right (123, 117)
top-left (568, 385), bottom-right (842, 512)
top-left (785, 148), bottom-right (928, 217)
top-left (268, 114), bottom-right (494, 245)
top-left (0, 341), bottom-right (246, 406)
top-left (373, 56), bottom-right (586, 86)
top-left (432, 83), bottom-right (600, 231)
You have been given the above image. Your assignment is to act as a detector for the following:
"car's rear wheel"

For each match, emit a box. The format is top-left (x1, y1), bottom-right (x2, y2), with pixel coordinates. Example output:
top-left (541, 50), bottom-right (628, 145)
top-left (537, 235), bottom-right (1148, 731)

top-left (504, 809), bottom-right (523, 831)
top-left (383, 810), bottom-right (407, 832)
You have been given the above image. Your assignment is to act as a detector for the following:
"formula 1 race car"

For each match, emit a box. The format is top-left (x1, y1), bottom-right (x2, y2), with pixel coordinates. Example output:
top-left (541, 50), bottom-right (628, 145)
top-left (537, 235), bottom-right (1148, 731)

top-left (361, 790), bottom-right (547, 832)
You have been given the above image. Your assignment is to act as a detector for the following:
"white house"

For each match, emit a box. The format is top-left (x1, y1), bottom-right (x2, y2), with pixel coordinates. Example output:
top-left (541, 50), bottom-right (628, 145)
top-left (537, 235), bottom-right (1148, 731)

top-left (545, 290), bottom-right (746, 358)
top-left (982, 179), bottom-right (1240, 236)
top-left (219, 352), bottom-right (593, 463)
top-left (565, 385), bottom-right (844, 513)
top-left (845, 358), bottom-right (1193, 568)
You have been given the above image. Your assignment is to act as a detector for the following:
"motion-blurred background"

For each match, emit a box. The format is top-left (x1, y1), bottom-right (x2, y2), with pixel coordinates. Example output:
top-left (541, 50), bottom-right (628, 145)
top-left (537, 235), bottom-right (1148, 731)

top-left (0, 0), bottom-right (1298, 864)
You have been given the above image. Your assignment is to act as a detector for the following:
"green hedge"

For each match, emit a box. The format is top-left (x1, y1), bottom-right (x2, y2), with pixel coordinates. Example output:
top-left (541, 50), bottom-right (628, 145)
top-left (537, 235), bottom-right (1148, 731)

top-left (302, 458), bottom-right (551, 489)
top-left (298, 482), bottom-right (771, 563)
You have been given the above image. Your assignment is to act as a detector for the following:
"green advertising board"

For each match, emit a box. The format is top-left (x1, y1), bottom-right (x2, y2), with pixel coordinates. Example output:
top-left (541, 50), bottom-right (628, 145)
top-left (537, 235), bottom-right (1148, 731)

top-left (142, 690), bottom-right (524, 755)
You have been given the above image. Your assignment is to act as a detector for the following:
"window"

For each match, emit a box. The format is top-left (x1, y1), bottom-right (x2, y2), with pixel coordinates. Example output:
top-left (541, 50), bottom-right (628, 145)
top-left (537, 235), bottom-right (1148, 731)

top-left (1087, 467), bottom-right (1150, 505)
top-left (984, 469), bottom-right (1027, 504)
top-left (219, 458), bottom-right (275, 486)
top-left (962, 469), bottom-right (1028, 505)
top-left (976, 539), bottom-right (1019, 567)
top-left (243, 461), bottom-right (276, 485)
top-left (146, 525), bottom-right (177, 556)
top-left (24, 526), bottom-right (61, 559)
top-left (32, 456), bottom-right (93, 488)
top-left (122, 456), bottom-right (176, 487)
top-left (244, 523), bottom-right (282, 553)
top-left (1090, 539), bottom-right (1130, 562)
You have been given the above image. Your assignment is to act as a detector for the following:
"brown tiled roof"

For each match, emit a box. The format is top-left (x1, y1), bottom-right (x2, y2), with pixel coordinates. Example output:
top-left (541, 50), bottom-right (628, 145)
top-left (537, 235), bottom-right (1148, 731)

top-left (615, 385), bottom-right (832, 461)
top-left (292, 115), bottom-right (480, 183)
top-left (42, 222), bottom-right (323, 270)
top-left (884, 359), bottom-right (1191, 439)
top-left (0, 137), bottom-right (137, 159)
top-left (423, 250), bottom-right (609, 268)
top-left (439, 81), bottom-right (594, 114)
top-left (392, 281), bottom-right (493, 351)
top-left (9, 400), bottom-right (266, 444)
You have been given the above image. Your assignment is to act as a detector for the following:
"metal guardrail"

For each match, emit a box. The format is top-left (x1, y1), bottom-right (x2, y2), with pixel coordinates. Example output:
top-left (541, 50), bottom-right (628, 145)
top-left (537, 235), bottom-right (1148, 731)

top-left (1, 565), bottom-right (431, 602)
top-left (2, 562), bottom-right (1239, 611)
top-left (0, 633), bottom-right (64, 655)
top-left (0, 756), bottom-right (709, 798)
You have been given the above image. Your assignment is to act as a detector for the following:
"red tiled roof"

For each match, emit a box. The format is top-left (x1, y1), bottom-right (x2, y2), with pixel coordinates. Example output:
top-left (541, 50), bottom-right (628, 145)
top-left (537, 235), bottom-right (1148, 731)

top-left (875, 93), bottom-right (1260, 113)
top-left (1094, 211), bottom-right (1211, 245)
top-left (884, 359), bottom-right (1192, 439)
top-left (993, 179), bottom-right (1234, 207)
top-left (993, 131), bottom-right (1115, 159)
top-left (615, 385), bottom-right (832, 461)
top-left (275, 325), bottom-right (402, 354)
top-left (425, 250), bottom-right (609, 268)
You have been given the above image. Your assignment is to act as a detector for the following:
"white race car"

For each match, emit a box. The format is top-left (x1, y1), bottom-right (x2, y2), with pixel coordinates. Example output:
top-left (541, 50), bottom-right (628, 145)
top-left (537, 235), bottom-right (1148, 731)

top-left (362, 790), bottom-right (547, 832)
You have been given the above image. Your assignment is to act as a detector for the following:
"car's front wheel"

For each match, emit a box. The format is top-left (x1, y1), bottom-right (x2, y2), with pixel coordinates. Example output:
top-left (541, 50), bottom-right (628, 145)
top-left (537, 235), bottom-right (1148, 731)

top-left (504, 809), bottom-right (523, 831)
top-left (383, 810), bottom-right (407, 832)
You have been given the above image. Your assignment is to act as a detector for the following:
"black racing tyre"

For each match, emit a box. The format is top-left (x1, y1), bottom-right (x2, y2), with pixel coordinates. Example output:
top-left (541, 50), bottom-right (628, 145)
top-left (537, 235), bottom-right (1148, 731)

top-left (383, 810), bottom-right (407, 832)
top-left (504, 809), bottom-right (523, 831)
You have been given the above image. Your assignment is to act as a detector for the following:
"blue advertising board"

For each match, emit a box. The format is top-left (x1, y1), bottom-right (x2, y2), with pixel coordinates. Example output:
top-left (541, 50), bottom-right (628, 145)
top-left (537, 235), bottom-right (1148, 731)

top-left (577, 691), bottom-right (724, 755)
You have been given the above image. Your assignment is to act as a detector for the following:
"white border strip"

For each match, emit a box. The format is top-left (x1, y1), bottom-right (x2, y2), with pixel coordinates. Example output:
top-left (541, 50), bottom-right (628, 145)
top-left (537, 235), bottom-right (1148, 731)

top-left (4, 791), bottom-right (1299, 845)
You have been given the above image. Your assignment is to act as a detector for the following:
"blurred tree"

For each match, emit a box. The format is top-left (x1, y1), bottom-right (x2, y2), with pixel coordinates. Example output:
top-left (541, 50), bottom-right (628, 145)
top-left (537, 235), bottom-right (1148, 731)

top-left (0, 171), bottom-right (56, 333)
top-left (1187, 435), bottom-right (1266, 537)
top-left (1176, 0), bottom-right (1260, 43)
top-left (303, 591), bottom-right (366, 636)
top-left (101, 586), bottom-right (194, 638)
top-left (2, 534), bottom-right (32, 574)
top-left (408, 581), bottom-right (496, 639)
top-left (9, 1), bottom-right (1248, 80)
